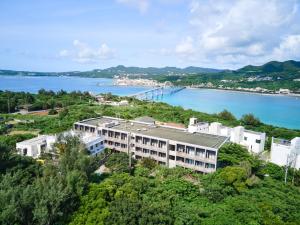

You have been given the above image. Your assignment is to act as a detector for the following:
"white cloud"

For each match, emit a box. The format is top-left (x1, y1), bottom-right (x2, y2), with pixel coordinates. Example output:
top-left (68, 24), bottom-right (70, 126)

top-left (59, 49), bottom-right (70, 57)
top-left (116, 0), bottom-right (150, 14)
top-left (175, 36), bottom-right (196, 59)
top-left (173, 0), bottom-right (300, 68)
top-left (59, 40), bottom-right (115, 64)
top-left (272, 35), bottom-right (300, 60)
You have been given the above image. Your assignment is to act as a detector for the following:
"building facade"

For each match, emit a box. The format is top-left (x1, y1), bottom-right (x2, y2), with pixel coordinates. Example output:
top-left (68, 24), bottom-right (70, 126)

top-left (16, 131), bottom-right (105, 158)
top-left (270, 137), bottom-right (300, 169)
top-left (74, 116), bottom-right (229, 173)
top-left (16, 135), bottom-right (56, 158)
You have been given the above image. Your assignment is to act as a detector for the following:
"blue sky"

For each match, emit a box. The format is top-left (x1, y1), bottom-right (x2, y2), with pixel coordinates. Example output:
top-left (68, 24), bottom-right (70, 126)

top-left (0, 0), bottom-right (300, 71)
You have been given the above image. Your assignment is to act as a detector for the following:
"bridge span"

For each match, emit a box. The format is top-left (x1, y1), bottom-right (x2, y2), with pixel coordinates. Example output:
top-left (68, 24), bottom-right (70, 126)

top-left (128, 86), bottom-right (186, 100)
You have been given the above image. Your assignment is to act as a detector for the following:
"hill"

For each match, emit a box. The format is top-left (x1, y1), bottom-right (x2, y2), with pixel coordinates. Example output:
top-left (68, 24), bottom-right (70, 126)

top-left (238, 60), bottom-right (300, 74)
top-left (0, 65), bottom-right (222, 78)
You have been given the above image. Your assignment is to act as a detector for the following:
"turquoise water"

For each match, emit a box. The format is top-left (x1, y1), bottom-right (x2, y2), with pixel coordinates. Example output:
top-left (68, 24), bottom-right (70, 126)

top-left (0, 76), bottom-right (300, 129)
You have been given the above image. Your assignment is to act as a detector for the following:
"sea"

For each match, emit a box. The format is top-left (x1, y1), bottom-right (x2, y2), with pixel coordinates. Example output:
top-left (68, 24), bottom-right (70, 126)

top-left (0, 75), bottom-right (299, 130)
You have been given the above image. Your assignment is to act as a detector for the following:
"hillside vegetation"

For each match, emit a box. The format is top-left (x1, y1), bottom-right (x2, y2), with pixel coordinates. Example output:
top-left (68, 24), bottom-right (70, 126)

top-left (1, 91), bottom-right (300, 224)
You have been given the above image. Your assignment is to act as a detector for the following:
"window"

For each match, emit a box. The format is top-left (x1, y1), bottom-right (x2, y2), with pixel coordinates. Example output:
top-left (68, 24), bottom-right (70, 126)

top-left (136, 147), bottom-right (142, 152)
top-left (206, 150), bottom-right (216, 159)
top-left (244, 136), bottom-right (248, 141)
top-left (186, 146), bottom-right (195, 155)
top-left (195, 160), bottom-right (204, 167)
top-left (96, 143), bottom-right (99, 147)
top-left (150, 150), bottom-right (157, 155)
top-left (185, 158), bottom-right (194, 165)
top-left (196, 148), bottom-right (205, 157)
top-left (177, 144), bottom-right (185, 152)
top-left (176, 156), bottom-right (184, 162)
top-left (158, 152), bottom-right (166, 158)
top-left (169, 144), bottom-right (175, 151)
top-left (143, 148), bottom-right (149, 153)
top-left (169, 155), bottom-right (175, 160)
top-left (205, 163), bottom-right (215, 169)
top-left (256, 139), bottom-right (261, 144)
top-left (159, 141), bottom-right (166, 148)
top-left (121, 133), bottom-right (127, 140)
top-left (90, 146), bottom-right (93, 150)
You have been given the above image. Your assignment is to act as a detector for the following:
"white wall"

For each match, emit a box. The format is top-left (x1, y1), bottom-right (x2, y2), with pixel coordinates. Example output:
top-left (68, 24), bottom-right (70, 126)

top-left (242, 131), bottom-right (266, 154)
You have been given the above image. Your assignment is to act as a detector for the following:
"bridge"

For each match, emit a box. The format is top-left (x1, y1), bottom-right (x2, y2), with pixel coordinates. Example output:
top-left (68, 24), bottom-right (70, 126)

top-left (128, 86), bottom-right (186, 100)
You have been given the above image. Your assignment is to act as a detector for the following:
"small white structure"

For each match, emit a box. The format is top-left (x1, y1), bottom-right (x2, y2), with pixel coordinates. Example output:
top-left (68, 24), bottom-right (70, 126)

top-left (278, 88), bottom-right (291, 94)
top-left (16, 131), bottom-right (105, 158)
top-left (16, 135), bottom-right (56, 158)
top-left (188, 117), bottom-right (209, 133)
top-left (270, 137), bottom-right (300, 169)
top-left (189, 118), bottom-right (266, 153)
top-left (229, 127), bottom-right (266, 154)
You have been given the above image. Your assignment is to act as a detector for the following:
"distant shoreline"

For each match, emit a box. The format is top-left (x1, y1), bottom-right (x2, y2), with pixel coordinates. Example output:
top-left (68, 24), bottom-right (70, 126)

top-left (186, 87), bottom-right (300, 98)
top-left (1, 75), bottom-right (300, 98)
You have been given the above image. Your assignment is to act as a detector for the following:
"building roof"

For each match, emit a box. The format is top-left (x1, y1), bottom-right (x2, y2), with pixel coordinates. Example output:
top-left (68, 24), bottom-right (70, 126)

top-left (76, 117), bottom-right (116, 127)
top-left (81, 135), bottom-right (103, 144)
top-left (78, 117), bottom-right (228, 149)
top-left (16, 135), bottom-right (48, 146)
top-left (134, 116), bottom-right (156, 124)
top-left (114, 121), bottom-right (227, 148)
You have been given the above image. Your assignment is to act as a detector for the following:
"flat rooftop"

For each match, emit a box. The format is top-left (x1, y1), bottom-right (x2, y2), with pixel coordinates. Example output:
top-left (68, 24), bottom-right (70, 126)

top-left (76, 117), bottom-right (114, 127)
top-left (17, 135), bottom-right (48, 145)
top-left (78, 117), bottom-right (228, 148)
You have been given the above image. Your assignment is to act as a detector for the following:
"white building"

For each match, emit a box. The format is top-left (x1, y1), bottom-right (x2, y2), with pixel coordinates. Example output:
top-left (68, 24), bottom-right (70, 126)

top-left (188, 118), bottom-right (209, 133)
top-left (81, 135), bottom-right (105, 155)
top-left (188, 118), bottom-right (266, 154)
top-left (74, 116), bottom-right (229, 173)
top-left (16, 131), bottom-right (105, 158)
top-left (270, 137), bottom-right (300, 169)
top-left (16, 135), bottom-right (56, 158)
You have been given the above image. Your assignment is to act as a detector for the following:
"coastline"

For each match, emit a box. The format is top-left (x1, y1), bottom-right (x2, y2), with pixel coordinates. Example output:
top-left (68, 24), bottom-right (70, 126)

top-left (186, 86), bottom-right (300, 98)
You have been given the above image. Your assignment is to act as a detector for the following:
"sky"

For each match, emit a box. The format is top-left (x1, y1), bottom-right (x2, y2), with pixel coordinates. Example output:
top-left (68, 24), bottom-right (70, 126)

top-left (0, 0), bottom-right (300, 72)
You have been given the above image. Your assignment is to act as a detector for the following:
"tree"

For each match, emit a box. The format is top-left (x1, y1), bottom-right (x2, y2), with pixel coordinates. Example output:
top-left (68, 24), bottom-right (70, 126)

top-left (217, 143), bottom-right (253, 168)
top-left (241, 113), bottom-right (261, 126)
top-left (140, 158), bottom-right (157, 170)
top-left (218, 110), bottom-right (236, 121)
top-left (48, 109), bottom-right (58, 115)
top-left (105, 152), bottom-right (133, 173)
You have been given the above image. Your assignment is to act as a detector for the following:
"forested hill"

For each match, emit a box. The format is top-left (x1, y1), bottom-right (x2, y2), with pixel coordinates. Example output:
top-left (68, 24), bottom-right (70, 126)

top-left (0, 65), bottom-right (222, 78)
top-left (238, 60), bottom-right (300, 74)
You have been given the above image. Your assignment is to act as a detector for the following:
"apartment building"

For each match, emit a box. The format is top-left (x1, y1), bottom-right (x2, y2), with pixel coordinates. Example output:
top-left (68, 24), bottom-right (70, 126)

top-left (74, 116), bottom-right (229, 173)
top-left (188, 118), bottom-right (266, 154)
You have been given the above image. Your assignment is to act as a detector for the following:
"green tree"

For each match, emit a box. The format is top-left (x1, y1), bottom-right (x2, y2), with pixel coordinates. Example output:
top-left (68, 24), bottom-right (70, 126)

top-left (241, 113), bottom-right (261, 126)
top-left (218, 109), bottom-right (236, 121)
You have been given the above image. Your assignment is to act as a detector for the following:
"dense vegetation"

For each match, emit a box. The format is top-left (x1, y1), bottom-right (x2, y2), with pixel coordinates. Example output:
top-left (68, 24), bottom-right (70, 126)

top-left (1, 91), bottom-right (300, 224)
top-left (0, 89), bottom-right (94, 113)
top-left (0, 65), bottom-right (220, 78)
top-left (152, 60), bottom-right (300, 92)
top-left (0, 135), bottom-right (102, 225)
top-left (68, 144), bottom-right (300, 225)
top-left (1, 91), bottom-right (299, 143)
top-left (1, 132), bottom-right (300, 225)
